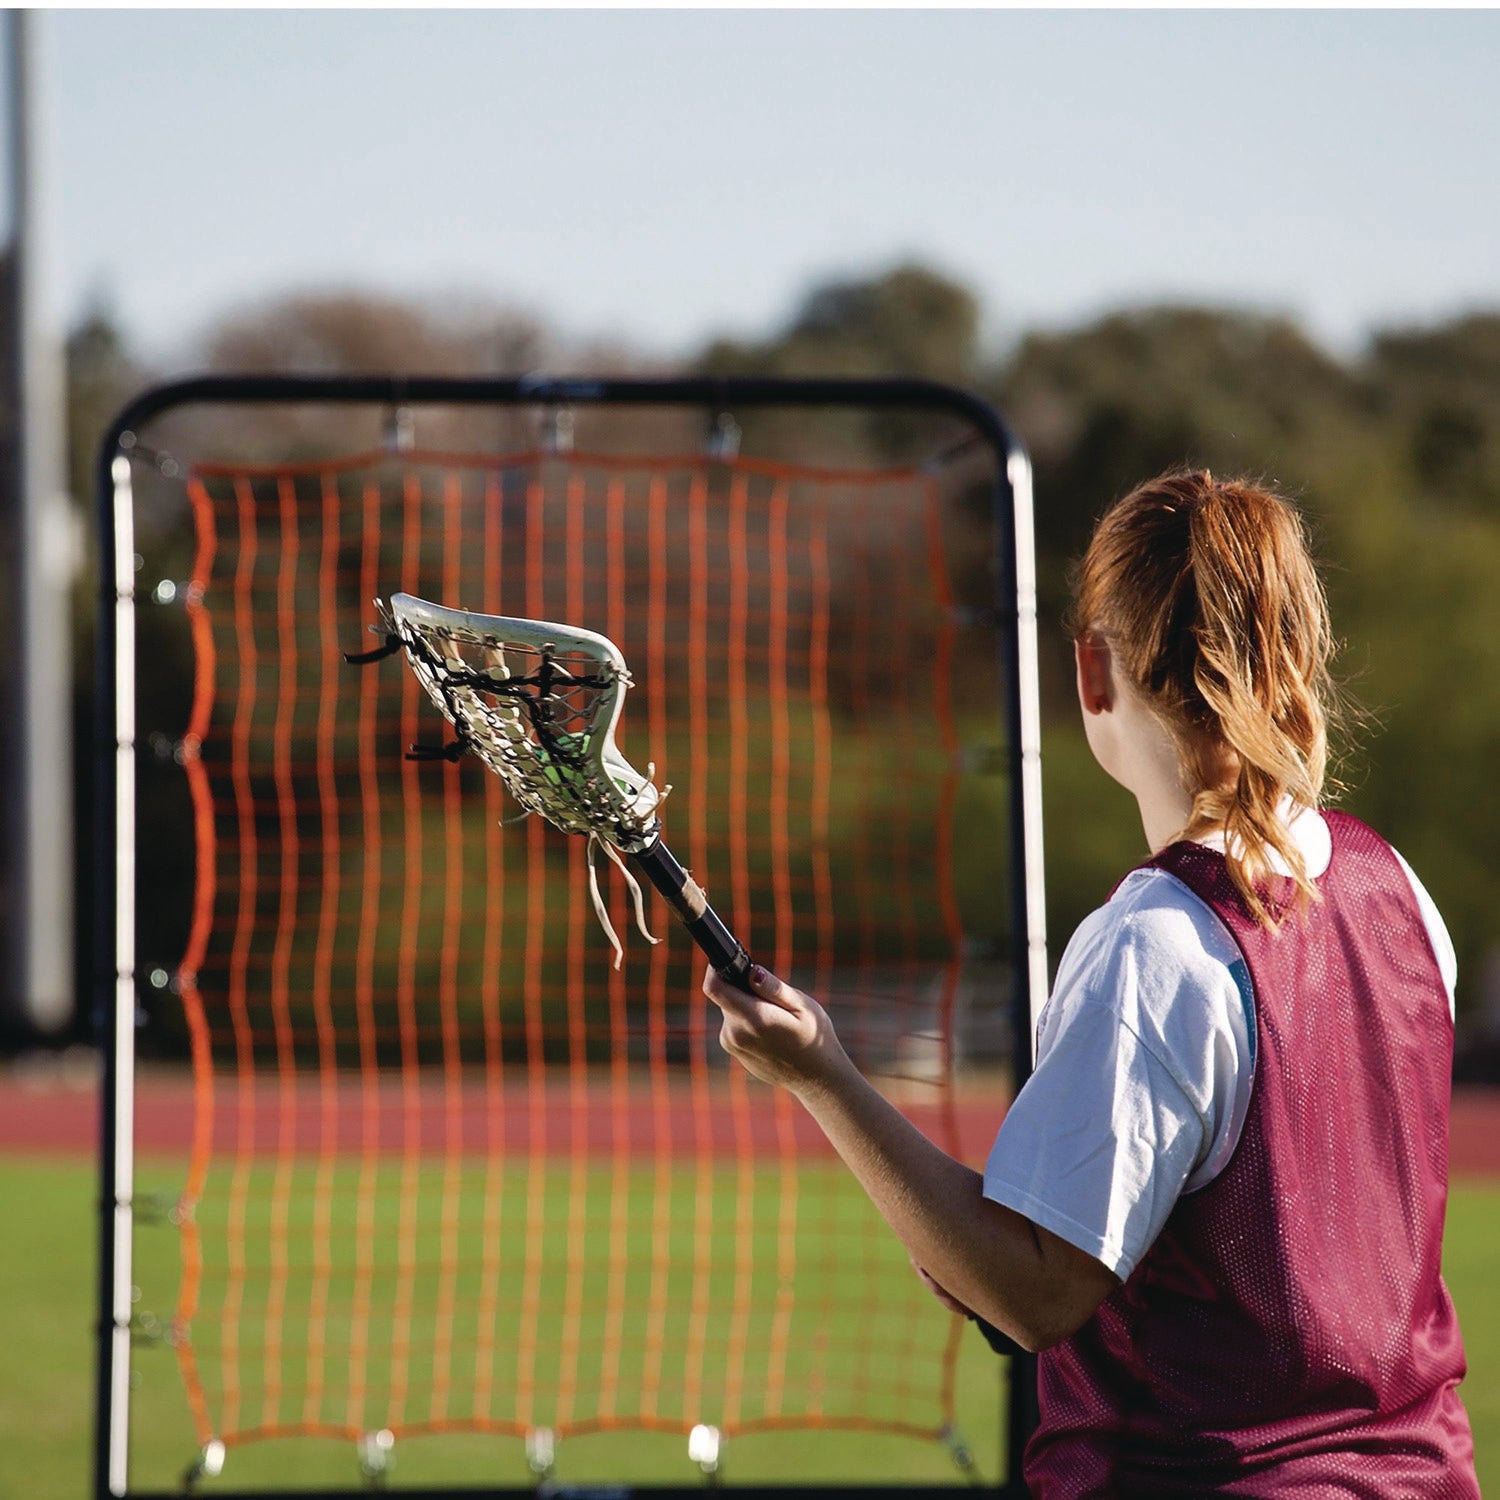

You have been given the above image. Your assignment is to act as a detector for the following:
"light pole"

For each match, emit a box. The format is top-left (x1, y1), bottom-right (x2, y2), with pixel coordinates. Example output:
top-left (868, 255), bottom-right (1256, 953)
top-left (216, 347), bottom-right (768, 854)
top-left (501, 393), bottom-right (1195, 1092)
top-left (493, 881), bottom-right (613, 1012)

top-left (2, 9), bottom-right (73, 1036)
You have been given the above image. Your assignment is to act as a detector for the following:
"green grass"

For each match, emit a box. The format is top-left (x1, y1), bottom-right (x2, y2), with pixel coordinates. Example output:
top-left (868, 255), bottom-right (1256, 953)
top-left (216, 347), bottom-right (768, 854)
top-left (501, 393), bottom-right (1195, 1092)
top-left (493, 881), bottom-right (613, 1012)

top-left (1446, 1181), bottom-right (1500, 1478)
top-left (3, 1153), bottom-right (1006, 1496)
top-left (3, 1157), bottom-right (1494, 1497)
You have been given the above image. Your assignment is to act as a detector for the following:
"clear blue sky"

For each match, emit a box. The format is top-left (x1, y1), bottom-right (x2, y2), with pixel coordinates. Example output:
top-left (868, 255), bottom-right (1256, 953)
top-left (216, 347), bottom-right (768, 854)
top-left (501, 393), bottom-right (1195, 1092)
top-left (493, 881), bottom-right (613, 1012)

top-left (42, 9), bottom-right (1500, 363)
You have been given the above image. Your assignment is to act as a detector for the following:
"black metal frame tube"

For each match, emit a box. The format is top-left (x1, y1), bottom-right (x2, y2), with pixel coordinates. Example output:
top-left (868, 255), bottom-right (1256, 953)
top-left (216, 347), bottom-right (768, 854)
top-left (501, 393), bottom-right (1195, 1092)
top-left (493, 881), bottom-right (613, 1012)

top-left (93, 373), bottom-right (1041, 1500)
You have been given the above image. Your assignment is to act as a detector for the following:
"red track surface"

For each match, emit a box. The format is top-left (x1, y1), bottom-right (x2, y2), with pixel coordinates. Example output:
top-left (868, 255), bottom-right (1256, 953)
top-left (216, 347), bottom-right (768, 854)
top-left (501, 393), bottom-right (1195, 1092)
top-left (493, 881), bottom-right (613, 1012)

top-left (0, 1060), bottom-right (998, 1163)
top-left (3, 1059), bottom-right (1499, 1174)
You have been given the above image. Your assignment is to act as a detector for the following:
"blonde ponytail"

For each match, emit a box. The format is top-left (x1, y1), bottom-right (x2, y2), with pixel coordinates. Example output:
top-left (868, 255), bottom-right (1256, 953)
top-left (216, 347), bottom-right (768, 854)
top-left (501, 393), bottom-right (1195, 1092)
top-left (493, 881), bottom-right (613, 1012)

top-left (1071, 469), bottom-right (1341, 926)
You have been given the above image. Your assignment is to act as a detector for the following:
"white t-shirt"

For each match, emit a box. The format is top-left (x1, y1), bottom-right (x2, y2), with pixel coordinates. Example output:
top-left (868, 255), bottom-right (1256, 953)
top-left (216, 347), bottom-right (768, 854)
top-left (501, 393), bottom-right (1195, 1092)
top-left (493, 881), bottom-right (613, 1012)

top-left (982, 807), bottom-right (1457, 1281)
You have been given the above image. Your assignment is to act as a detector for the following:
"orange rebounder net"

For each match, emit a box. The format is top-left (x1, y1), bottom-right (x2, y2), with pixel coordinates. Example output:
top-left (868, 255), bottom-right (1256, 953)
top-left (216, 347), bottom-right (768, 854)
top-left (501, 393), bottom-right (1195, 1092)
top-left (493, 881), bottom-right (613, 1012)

top-left (115, 422), bottom-right (1020, 1490)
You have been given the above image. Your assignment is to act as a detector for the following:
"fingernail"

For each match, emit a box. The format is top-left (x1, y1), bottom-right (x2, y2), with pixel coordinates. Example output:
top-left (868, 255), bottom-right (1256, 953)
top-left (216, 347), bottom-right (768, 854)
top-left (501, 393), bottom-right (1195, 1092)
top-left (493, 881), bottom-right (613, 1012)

top-left (749, 964), bottom-right (767, 986)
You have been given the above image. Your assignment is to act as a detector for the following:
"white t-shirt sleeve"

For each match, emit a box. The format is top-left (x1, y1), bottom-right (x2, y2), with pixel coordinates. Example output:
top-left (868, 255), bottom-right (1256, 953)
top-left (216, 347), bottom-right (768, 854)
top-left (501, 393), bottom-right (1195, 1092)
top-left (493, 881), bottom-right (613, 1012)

top-left (982, 873), bottom-right (1252, 1281)
top-left (983, 994), bottom-right (1204, 1280)
top-left (1393, 849), bottom-right (1457, 1017)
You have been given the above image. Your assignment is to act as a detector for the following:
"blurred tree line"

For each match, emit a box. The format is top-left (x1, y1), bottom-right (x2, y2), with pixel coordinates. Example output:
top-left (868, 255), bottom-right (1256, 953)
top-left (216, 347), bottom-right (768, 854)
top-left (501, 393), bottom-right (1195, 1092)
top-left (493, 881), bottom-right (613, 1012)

top-left (61, 270), bottom-right (1500, 1063)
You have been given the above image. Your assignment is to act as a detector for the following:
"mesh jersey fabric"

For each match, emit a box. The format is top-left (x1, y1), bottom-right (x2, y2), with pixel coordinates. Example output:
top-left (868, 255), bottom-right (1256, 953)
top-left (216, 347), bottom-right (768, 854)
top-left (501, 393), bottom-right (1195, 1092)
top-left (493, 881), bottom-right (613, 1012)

top-left (1026, 812), bottom-right (1478, 1499)
top-left (981, 819), bottom-right (1457, 1284)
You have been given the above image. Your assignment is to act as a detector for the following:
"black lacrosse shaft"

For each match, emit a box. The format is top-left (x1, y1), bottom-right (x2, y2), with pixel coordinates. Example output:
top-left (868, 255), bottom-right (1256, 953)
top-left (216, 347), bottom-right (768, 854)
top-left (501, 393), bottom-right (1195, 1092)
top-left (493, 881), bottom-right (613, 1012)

top-left (626, 839), bottom-right (756, 995)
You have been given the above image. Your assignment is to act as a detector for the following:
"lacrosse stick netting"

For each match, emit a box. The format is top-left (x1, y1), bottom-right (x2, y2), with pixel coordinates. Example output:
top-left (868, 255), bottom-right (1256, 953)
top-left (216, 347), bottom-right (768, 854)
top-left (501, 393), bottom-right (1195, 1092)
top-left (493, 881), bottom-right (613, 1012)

top-left (358, 591), bottom-right (754, 987)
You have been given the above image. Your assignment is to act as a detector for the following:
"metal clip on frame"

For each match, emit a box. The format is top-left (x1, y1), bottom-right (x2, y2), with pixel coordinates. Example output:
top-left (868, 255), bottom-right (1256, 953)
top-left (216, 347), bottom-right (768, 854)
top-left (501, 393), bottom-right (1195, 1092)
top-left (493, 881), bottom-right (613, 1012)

top-left (526, 1426), bottom-right (556, 1483)
top-left (707, 411), bottom-right (741, 460)
top-left (689, 1423), bottom-right (722, 1487)
top-left (181, 1439), bottom-right (225, 1490)
top-left (540, 405), bottom-right (574, 455)
top-left (384, 406), bottom-right (416, 453)
top-left (357, 1428), bottom-right (395, 1488)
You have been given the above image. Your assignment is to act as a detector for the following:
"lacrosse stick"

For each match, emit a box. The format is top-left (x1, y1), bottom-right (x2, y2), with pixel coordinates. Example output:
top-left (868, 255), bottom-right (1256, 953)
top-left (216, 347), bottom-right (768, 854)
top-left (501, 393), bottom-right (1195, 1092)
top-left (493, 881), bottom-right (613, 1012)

top-left (346, 592), bottom-right (756, 992)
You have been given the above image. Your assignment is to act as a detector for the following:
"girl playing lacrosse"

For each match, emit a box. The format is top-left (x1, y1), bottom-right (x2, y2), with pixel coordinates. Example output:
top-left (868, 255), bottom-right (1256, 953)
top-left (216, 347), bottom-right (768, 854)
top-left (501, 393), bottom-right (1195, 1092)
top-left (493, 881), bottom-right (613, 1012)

top-left (703, 469), bottom-right (1478, 1496)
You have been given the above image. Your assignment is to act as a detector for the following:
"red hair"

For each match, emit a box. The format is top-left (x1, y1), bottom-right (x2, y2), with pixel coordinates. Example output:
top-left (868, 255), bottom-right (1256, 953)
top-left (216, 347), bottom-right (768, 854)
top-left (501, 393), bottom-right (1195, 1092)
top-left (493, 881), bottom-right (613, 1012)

top-left (1070, 470), bottom-right (1340, 926)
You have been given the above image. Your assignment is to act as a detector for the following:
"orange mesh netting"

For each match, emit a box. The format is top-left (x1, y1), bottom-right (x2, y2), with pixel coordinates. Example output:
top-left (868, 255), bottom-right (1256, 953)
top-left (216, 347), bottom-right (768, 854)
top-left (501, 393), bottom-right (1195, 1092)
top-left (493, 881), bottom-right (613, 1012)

top-left (158, 446), bottom-right (1005, 1465)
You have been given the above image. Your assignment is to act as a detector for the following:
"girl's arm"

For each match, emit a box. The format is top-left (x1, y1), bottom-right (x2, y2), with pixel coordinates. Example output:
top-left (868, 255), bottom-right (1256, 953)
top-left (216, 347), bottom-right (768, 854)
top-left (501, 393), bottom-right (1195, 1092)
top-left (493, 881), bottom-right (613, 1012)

top-left (703, 964), bottom-right (1119, 1353)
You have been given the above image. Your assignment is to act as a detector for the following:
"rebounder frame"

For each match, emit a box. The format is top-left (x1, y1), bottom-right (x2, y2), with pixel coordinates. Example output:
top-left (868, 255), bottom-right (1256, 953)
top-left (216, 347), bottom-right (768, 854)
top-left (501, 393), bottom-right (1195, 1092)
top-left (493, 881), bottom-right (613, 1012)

top-left (93, 375), bottom-right (1047, 1500)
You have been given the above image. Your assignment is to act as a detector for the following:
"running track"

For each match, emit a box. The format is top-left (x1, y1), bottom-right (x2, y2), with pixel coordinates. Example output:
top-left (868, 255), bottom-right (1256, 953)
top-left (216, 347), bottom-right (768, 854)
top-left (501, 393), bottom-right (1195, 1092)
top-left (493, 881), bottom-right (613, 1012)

top-left (3, 1060), bottom-right (1499, 1174)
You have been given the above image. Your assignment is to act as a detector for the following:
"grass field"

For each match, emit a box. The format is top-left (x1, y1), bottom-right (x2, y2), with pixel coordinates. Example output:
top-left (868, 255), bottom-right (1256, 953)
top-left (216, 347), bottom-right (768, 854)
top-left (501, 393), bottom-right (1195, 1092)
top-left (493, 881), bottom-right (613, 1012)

top-left (4, 1153), bottom-right (1008, 1497)
top-left (3, 1157), bottom-right (1493, 1497)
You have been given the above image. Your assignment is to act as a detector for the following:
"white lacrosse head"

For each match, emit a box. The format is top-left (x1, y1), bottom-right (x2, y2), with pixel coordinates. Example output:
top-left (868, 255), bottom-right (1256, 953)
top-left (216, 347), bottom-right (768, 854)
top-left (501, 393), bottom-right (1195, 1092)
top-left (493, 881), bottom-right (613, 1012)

top-left (383, 593), bottom-right (664, 852)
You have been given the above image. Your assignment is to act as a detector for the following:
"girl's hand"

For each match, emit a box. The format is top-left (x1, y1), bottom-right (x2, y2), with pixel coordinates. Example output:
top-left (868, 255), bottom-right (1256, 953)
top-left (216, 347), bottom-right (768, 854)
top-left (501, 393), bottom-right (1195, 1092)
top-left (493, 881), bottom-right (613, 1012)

top-left (701, 964), bottom-right (854, 1098)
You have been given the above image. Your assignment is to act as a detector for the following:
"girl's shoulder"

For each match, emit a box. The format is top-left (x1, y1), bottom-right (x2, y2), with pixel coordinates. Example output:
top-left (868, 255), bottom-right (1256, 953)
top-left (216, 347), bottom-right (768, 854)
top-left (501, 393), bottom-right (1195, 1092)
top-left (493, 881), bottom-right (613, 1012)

top-left (1046, 867), bottom-right (1249, 1084)
top-left (1060, 863), bottom-right (1245, 992)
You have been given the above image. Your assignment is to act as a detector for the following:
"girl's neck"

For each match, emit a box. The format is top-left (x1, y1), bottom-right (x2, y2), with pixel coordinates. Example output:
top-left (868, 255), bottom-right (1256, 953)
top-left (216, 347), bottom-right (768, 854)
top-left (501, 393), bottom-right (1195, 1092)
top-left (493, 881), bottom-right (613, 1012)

top-left (1076, 632), bottom-right (1227, 855)
top-left (1130, 723), bottom-right (1236, 856)
top-left (1135, 764), bottom-right (1198, 855)
top-left (1106, 691), bottom-right (1201, 854)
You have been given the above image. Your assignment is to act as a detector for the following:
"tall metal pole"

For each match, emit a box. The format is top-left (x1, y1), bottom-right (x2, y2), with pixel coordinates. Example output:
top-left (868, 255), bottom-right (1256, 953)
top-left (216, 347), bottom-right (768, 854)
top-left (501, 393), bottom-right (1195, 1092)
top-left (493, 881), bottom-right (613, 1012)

top-left (3, 9), bottom-right (73, 1035)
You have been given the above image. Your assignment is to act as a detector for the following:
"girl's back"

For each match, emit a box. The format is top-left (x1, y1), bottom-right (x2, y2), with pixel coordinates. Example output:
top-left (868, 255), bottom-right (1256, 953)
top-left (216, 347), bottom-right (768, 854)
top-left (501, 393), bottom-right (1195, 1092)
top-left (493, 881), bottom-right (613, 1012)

top-left (1028, 811), bottom-right (1474, 1496)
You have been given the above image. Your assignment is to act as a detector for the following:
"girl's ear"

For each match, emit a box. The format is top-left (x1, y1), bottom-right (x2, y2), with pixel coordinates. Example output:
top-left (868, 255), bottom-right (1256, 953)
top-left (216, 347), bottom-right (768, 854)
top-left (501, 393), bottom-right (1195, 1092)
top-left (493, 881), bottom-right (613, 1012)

top-left (1075, 632), bottom-right (1114, 716)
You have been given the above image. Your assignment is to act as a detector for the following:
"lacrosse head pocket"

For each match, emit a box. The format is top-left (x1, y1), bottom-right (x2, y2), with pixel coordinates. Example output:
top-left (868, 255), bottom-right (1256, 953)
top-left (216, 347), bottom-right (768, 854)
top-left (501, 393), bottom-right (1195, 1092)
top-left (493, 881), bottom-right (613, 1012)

top-left (383, 592), bottom-right (665, 853)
